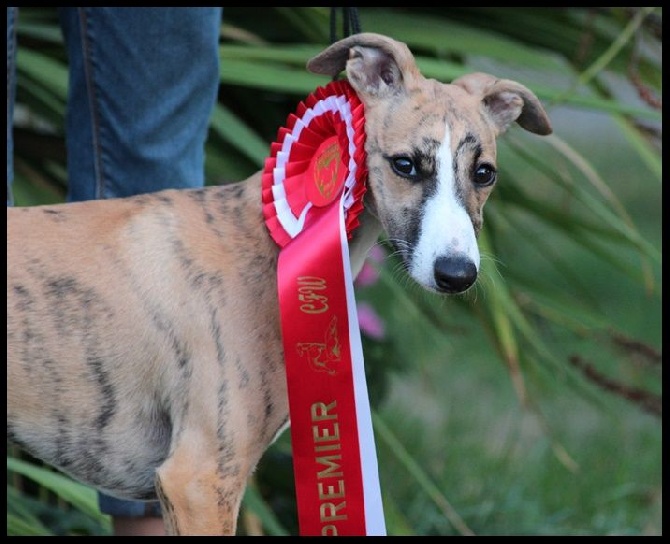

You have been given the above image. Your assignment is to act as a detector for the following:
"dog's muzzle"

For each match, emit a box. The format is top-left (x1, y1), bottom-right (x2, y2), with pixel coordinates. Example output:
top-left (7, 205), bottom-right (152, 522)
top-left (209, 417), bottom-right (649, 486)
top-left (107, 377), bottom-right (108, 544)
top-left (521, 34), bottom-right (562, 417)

top-left (433, 255), bottom-right (477, 294)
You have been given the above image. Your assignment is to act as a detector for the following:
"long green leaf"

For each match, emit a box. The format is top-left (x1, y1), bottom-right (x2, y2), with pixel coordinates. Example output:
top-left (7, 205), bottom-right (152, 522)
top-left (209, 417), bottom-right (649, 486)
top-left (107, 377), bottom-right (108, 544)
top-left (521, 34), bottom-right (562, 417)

top-left (6, 486), bottom-right (53, 536)
top-left (220, 58), bottom-right (325, 94)
top-left (242, 480), bottom-right (290, 536)
top-left (7, 457), bottom-right (108, 523)
top-left (372, 413), bottom-right (475, 536)
top-left (16, 48), bottom-right (69, 102)
top-left (210, 103), bottom-right (269, 165)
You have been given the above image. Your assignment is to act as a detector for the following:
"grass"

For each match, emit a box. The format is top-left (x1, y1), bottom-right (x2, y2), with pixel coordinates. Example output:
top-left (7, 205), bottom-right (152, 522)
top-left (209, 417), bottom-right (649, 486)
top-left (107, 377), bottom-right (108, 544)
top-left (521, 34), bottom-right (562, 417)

top-left (374, 326), bottom-right (661, 535)
top-left (364, 254), bottom-right (661, 536)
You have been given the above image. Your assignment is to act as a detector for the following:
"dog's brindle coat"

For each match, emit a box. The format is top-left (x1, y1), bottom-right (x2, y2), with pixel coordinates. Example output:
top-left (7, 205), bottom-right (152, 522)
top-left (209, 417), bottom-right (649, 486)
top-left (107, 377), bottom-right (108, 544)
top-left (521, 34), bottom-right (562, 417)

top-left (7, 34), bottom-right (551, 535)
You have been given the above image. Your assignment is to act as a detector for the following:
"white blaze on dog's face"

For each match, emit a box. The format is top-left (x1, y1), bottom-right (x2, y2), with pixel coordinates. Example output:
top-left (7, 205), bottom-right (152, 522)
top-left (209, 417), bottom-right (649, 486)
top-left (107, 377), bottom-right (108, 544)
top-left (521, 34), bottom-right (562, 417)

top-left (406, 120), bottom-right (486, 293)
top-left (307, 33), bottom-right (552, 294)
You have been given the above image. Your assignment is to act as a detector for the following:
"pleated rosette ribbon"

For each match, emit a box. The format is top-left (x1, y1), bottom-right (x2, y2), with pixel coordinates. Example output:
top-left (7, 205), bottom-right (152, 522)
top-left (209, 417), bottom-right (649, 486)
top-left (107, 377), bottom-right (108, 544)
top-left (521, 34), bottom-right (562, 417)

top-left (262, 80), bottom-right (386, 536)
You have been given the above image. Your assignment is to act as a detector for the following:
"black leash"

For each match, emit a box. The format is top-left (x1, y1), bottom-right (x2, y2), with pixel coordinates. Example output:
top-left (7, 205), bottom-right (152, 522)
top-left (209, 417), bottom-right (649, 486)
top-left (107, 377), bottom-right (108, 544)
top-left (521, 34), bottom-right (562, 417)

top-left (329, 7), bottom-right (361, 80)
top-left (330, 7), bottom-right (361, 43)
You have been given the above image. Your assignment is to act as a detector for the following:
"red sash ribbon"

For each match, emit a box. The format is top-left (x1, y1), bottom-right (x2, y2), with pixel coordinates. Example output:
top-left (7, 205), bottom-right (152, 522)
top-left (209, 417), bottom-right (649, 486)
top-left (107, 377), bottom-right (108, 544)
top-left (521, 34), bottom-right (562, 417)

top-left (262, 81), bottom-right (386, 536)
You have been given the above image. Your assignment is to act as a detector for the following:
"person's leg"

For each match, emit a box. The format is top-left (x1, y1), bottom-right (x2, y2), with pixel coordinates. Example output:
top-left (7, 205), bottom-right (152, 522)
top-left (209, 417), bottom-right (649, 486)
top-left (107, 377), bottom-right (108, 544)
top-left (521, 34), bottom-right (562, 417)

top-left (58, 7), bottom-right (222, 201)
top-left (98, 495), bottom-right (166, 536)
top-left (7, 6), bottom-right (18, 206)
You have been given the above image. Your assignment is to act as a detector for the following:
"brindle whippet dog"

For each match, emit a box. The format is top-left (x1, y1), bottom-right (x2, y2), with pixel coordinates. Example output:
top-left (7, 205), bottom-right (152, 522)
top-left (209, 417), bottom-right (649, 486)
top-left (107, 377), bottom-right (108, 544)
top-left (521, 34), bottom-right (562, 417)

top-left (7, 33), bottom-right (552, 535)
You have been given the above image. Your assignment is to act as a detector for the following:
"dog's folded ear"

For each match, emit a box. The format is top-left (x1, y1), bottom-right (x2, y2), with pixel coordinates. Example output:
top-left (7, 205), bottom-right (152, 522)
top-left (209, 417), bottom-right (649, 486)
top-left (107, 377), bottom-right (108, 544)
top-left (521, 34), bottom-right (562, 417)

top-left (309, 34), bottom-right (552, 136)
top-left (307, 32), bottom-right (420, 100)
top-left (452, 72), bottom-right (552, 136)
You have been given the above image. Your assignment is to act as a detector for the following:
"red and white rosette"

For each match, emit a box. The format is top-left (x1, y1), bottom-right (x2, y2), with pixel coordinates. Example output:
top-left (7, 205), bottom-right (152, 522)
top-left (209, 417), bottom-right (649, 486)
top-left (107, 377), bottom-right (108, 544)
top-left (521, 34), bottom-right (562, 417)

top-left (262, 80), bottom-right (386, 536)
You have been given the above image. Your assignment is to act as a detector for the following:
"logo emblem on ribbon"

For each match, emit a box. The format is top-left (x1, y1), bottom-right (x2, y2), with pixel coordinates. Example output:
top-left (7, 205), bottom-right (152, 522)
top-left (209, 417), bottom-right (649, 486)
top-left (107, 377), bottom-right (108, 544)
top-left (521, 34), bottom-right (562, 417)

top-left (297, 315), bottom-right (341, 376)
top-left (262, 80), bottom-right (386, 536)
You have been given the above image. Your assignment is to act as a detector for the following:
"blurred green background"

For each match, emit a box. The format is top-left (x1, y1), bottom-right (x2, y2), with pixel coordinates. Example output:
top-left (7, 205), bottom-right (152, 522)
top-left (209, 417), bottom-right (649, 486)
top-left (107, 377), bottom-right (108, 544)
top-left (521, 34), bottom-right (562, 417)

top-left (7, 7), bottom-right (661, 536)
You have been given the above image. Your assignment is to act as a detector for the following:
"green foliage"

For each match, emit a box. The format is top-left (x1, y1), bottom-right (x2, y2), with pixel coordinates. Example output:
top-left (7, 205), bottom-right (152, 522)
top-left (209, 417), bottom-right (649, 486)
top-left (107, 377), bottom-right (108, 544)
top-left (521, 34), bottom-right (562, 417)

top-left (8, 7), bottom-right (661, 536)
top-left (7, 452), bottom-right (111, 535)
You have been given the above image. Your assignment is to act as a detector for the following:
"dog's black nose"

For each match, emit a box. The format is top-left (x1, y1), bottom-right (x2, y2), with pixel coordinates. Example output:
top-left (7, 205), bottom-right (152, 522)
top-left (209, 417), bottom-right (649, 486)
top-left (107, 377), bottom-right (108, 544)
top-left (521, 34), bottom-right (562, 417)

top-left (434, 256), bottom-right (477, 294)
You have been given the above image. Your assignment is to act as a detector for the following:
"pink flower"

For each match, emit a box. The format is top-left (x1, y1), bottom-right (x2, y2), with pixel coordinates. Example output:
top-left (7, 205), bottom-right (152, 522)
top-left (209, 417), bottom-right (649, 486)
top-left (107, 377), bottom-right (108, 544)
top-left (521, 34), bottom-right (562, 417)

top-left (357, 301), bottom-right (386, 340)
top-left (355, 245), bottom-right (387, 287)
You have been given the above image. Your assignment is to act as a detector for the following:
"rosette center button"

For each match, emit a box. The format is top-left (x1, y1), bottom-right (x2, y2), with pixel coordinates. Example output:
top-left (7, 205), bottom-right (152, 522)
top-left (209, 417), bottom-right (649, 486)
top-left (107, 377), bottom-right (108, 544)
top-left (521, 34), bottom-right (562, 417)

top-left (305, 136), bottom-right (346, 207)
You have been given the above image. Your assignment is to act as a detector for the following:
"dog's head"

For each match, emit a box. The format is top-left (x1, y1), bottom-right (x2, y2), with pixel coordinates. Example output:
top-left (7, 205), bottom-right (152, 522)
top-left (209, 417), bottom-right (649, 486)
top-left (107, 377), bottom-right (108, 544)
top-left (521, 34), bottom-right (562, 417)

top-left (308, 33), bottom-right (552, 294)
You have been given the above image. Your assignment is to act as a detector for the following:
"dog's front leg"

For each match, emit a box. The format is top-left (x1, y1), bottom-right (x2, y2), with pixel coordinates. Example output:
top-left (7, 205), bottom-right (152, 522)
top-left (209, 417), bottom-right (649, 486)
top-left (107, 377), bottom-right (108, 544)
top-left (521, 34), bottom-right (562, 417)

top-left (155, 436), bottom-right (247, 536)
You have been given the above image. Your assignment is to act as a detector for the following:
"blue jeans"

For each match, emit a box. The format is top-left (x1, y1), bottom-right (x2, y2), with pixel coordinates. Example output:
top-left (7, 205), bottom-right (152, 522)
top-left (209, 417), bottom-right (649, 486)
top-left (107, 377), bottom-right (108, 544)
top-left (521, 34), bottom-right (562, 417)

top-left (7, 7), bottom-right (222, 205)
top-left (7, 7), bottom-right (222, 517)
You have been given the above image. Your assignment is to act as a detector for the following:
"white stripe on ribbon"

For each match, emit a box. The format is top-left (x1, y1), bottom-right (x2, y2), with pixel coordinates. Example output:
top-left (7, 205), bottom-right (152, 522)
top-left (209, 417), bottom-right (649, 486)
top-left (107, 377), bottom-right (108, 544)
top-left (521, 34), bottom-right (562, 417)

top-left (338, 195), bottom-right (386, 536)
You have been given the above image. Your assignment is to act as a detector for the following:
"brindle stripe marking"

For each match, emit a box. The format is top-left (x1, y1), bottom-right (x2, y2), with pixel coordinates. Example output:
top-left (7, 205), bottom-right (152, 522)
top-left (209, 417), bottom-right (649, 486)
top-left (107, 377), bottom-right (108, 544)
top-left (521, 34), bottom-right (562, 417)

top-left (42, 276), bottom-right (118, 424)
top-left (40, 356), bottom-right (69, 465)
top-left (216, 483), bottom-right (241, 535)
top-left (156, 475), bottom-right (178, 535)
top-left (226, 182), bottom-right (245, 199)
top-left (210, 308), bottom-right (227, 367)
top-left (241, 253), bottom-right (275, 287)
top-left (234, 354), bottom-right (250, 388)
top-left (11, 276), bottom-right (72, 470)
top-left (148, 306), bottom-right (192, 372)
top-left (39, 274), bottom-right (117, 475)
top-left (171, 233), bottom-right (225, 295)
top-left (42, 208), bottom-right (67, 222)
top-left (216, 380), bottom-right (239, 478)
top-left (455, 132), bottom-right (486, 233)
top-left (155, 193), bottom-right (175, 206)
top-left (186, 188), bottom-right (215, 224)
top-left (16, 253), bottom-right (164, 495)
top-left (453, 132), bottom-right (481, 202)
top-left (11, 284), bottom-right (39, 376)
top-left (87, 354), bottom-right (116, 430)
top-left (259, 366), bottom-right (274, 440)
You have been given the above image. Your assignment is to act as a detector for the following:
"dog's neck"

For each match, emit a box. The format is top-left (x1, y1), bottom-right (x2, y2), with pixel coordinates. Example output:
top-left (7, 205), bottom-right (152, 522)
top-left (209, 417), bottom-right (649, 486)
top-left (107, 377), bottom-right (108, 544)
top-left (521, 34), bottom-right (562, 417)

top-left (348, 207), bottom-right (383, 277)
top-left (235, 171), bottom-right (383, 279)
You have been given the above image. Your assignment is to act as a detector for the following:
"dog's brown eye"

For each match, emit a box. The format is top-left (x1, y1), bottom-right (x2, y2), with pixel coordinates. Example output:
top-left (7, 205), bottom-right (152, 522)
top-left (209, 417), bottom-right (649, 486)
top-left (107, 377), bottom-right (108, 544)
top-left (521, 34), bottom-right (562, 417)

top-left (474, 164), bottom-right (496, 186)
top-left (390, 156), bottom-right (418, 180)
